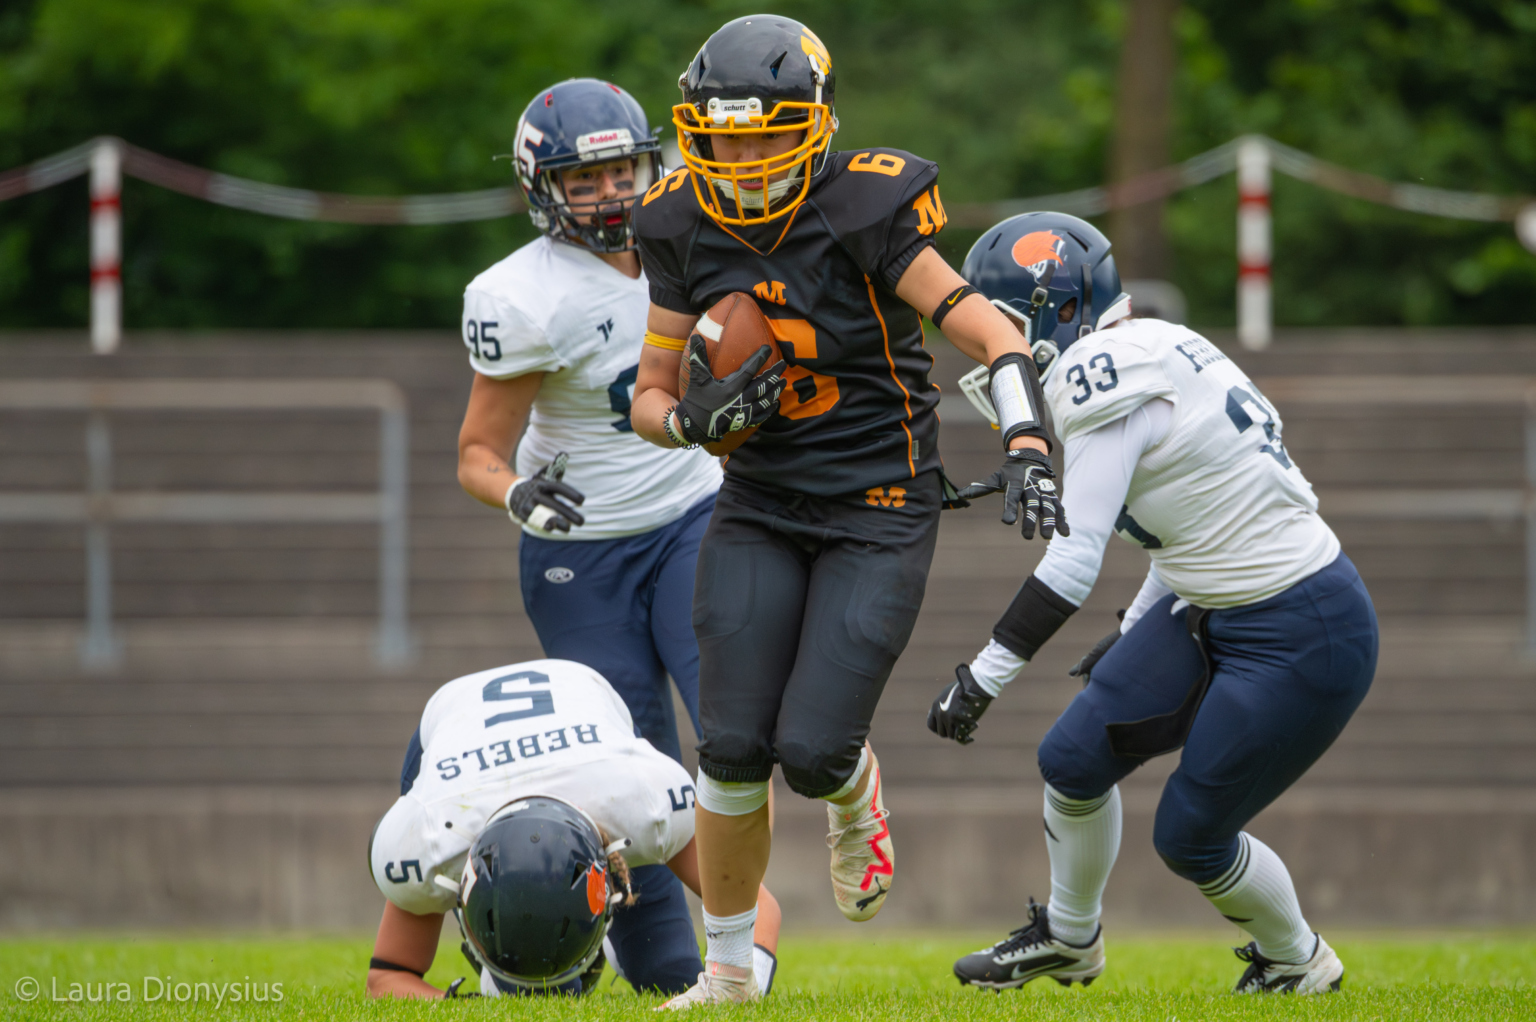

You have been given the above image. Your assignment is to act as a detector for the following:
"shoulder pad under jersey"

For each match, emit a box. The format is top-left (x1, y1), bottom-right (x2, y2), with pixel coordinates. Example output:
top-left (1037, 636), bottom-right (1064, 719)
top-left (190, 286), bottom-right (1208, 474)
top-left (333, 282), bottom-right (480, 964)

top-left (1045, 325), bottom-right (1178, 441)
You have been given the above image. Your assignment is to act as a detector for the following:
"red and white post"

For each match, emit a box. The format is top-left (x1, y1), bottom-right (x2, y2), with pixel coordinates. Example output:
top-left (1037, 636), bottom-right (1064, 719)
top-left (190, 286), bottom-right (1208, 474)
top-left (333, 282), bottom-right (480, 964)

top-left (89, 138), bottom-right (122, 354)
top-left (1236, 136), bottom-right (1271, 351)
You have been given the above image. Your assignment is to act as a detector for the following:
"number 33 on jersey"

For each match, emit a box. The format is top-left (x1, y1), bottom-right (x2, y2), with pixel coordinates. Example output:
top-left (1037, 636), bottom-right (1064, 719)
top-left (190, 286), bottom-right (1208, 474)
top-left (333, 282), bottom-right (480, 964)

top-left (1045, 319), bottom-right (1329, 591)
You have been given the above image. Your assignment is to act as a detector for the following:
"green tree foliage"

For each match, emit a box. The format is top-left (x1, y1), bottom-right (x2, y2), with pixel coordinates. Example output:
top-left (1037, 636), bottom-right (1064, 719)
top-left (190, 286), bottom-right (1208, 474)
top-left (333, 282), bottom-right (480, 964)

top-left (0, 0), bottom-right (1531, 329)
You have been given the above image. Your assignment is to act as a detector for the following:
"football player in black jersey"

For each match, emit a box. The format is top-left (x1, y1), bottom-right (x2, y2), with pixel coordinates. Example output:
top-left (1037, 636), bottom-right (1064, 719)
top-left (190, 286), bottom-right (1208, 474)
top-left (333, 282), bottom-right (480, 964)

top-left (628, 15), bottom-right (1067, 1007)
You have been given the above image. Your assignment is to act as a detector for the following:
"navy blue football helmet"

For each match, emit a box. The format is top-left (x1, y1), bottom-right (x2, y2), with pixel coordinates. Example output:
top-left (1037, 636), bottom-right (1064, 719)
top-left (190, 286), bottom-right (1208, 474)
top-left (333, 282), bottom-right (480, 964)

top-left (453, 796), bottom-right (624, 991)
top-left (510, 79), bottom-right (663, 252)
top-left (961, 212), bottom-right (1131, 378)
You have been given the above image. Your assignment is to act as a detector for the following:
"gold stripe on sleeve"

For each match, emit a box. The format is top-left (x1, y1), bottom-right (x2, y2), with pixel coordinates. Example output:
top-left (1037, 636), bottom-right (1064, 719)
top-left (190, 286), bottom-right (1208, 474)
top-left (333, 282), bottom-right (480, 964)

top-left (644, 330), bottom-right (688, 352)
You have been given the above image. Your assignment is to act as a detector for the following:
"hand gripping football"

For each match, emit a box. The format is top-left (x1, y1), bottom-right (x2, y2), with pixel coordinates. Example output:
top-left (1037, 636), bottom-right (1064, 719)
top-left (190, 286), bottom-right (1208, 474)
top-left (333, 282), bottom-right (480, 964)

top-left (678, 292), bottom-right (783, 456)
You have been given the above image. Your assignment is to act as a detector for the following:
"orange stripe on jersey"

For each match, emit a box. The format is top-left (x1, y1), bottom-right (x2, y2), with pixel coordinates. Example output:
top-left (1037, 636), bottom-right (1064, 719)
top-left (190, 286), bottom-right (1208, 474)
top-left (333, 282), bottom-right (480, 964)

top-left (715, 203), bottom-right (803, 258)
top-left (865, 275), bottom-right (916, 478)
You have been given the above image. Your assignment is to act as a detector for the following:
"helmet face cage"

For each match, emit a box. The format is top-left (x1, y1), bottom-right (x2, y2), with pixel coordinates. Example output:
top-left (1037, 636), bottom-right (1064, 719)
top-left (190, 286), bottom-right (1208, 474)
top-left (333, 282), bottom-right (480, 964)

top-left (512, 80), bottom-right (663, 253)
top-left (672, 17), bottom-right (838, 226)
top-left (453, 796), bottom-right (615, 991)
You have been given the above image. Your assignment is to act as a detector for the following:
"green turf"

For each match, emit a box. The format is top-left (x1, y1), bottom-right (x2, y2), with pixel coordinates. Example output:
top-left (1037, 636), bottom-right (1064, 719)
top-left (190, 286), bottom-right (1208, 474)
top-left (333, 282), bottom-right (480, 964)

top-left (2, 932), bottom-right (1531, 1020)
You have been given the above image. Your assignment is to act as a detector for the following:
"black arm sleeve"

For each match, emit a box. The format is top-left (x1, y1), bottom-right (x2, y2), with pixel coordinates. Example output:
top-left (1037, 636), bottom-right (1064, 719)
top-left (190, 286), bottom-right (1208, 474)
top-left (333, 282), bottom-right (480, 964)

top-left (992, 575), bottom-right (1078, 660)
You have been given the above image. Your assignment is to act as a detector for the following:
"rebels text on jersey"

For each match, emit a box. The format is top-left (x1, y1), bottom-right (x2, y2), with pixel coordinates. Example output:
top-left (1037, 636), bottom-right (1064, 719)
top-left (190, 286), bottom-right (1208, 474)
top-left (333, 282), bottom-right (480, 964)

top-left (635, 150), bottom-right (947, 496)
top-left (368, 659), bottom-right (696, 916)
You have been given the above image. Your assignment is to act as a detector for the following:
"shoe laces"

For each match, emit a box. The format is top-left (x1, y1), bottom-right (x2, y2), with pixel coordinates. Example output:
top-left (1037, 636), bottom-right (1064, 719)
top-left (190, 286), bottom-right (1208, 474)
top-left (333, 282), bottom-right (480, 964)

top-left (994, 899), bottom-right (1052, 954)
top-left (826, 803), bottom-right (889, 850)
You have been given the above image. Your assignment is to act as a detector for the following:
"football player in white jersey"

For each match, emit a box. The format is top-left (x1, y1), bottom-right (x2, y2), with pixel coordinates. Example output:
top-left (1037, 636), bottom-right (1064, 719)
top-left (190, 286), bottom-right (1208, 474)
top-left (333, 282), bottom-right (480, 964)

top-left (454, 78), bottom-right (725, 989)
top-left (928, 214), bottom-right (1378, 996)
top-left (366, 659), bottom-right (780, 998)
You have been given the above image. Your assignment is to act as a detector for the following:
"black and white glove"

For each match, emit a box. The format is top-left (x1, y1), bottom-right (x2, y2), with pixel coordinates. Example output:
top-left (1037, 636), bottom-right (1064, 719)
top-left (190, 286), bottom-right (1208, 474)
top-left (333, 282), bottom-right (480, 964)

top-left (1067, 612), bottom-right (1124, 686)
top-left (674, 334), bottom-right (787, 446)
top-left (443, 977), bottom-right (480, 999)
top-left (957, 447), bottom-right (1069, 541)
top-left (505, 452), bottom-right (585, 533)
top-left (926, 664), bottom-right (994, 745)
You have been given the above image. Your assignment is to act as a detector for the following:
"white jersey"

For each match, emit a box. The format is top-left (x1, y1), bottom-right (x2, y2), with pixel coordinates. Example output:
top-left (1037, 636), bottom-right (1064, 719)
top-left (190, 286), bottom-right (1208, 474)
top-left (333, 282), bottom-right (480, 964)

top-left (1037, 318), bottom-right (1339, 609)
top-left (369, 659), bottom-right (696, 916)
top-left (462, 236), bottom-right (721, 540)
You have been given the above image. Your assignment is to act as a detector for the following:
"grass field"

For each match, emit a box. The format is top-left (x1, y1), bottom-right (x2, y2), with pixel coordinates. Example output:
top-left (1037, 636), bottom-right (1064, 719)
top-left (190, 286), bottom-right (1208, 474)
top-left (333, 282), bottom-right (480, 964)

top-left (3, 932), bottom-right (1532, 1021)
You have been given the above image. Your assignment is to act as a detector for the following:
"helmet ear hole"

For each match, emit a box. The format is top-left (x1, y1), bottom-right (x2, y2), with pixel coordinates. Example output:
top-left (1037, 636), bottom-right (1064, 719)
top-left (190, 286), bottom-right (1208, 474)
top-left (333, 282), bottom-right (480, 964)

top-left (1057, 297), bottom-right (1078, 324)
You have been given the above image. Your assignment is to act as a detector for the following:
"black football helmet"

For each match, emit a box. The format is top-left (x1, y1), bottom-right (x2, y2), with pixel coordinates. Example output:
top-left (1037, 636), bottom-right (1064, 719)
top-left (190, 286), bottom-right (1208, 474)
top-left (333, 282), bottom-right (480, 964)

top-left (510, 78), bottom-right (663, 252)
top-left (453, 796), bottom-right (621, 991)
top-left (671, 15), bottom-right (837, 226)
top-left (961, 212), bottom-right (1132, 379)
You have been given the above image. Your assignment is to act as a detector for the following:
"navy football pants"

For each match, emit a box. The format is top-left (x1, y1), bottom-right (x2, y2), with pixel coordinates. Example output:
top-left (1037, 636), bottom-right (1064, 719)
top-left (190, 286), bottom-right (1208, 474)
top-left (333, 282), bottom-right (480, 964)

top-left (508, 496), bottom-right (714, 993)
top-left (1038, 553), bottom-right (1378, 884)
top-left (518, 495), bottom-right (713, 763)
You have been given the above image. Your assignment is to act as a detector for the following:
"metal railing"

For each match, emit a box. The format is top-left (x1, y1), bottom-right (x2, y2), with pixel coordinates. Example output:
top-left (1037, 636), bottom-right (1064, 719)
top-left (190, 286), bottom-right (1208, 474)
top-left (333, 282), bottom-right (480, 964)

top-left (1260, 375), bottom-right (1536, 652)
top-left (0, 379), bottom-right (414, 670)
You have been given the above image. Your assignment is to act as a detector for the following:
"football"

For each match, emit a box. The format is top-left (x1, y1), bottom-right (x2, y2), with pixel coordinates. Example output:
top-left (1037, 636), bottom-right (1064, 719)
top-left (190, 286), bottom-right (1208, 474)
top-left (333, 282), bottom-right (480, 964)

top-left (678, 291), bottom-right (783, 456)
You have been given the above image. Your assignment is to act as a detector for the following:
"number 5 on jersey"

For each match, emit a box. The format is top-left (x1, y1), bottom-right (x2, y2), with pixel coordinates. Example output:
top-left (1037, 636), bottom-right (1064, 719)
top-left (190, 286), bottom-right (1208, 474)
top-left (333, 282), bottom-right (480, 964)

top-left (768, 319), bottom-right (840, 420)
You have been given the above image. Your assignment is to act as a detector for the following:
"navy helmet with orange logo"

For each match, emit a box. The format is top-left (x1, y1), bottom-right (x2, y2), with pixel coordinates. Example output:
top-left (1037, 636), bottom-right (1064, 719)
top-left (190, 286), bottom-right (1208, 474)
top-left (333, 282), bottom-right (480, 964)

top-left (509, 78), bottom-right (663, 252)
top-left (673, 15), bottom-right (838, 226)
top-left (961, 212), bottom-right (1131, 378)
top-left (452, 796), bottom-right (626, 991)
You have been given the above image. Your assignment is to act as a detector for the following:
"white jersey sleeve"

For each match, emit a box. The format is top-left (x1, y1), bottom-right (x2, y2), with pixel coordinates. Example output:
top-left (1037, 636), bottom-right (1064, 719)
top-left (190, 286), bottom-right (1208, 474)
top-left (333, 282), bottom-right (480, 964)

top-left (462, 287), bottom-right (565, 379)
top-left (1033, 398), bottom-right (1172, 607)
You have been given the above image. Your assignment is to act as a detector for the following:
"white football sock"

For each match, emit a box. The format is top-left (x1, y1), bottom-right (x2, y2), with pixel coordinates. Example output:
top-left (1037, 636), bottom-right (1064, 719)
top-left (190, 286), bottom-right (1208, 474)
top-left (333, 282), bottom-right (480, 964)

top-left (1043, 783), bottom-right (1121, 947)
top-left (1198, 832), bottom-right (1315, 964)
top-left (702, 906), bottom-right (757, 969)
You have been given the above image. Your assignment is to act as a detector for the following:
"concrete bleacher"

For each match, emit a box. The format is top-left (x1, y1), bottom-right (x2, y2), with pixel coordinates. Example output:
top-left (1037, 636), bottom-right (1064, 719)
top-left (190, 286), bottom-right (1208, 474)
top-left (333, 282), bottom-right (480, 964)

top-left (1, 328), bottom-right (1533, 931)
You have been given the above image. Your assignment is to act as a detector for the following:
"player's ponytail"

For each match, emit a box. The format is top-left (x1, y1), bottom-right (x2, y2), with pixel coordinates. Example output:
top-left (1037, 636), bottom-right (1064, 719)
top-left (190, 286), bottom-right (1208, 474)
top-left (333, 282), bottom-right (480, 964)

top-left (597, 826), bottom-right (639, 908)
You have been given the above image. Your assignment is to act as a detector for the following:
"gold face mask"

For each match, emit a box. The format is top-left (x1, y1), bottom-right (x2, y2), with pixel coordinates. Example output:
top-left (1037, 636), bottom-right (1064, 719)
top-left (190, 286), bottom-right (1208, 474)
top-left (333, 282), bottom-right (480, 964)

top-left (671, 33), bottom-right (837, 227)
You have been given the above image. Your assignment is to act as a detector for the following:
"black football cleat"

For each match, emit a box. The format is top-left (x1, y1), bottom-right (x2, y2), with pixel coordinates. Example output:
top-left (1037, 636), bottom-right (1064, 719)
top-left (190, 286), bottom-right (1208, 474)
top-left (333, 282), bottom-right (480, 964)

top-left (953, 899), bottom-right (1104, 990)
top-left (1232, 934), bottom-right (1343, 994)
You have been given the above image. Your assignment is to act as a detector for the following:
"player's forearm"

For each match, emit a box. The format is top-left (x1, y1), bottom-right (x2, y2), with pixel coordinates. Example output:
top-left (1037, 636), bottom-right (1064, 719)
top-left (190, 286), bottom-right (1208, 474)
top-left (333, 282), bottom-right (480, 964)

top-left (366, 969), bottom-right (445, 999)
top-left (632, 387), bottom-right (684, 449)
top-left (458, 442), bottom-right (519, 509)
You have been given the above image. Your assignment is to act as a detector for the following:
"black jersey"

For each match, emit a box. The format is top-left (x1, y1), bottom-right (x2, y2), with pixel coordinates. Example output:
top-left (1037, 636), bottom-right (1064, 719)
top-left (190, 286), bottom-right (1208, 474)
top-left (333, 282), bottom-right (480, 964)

top-left (634, 149), bottom-right (947, 497)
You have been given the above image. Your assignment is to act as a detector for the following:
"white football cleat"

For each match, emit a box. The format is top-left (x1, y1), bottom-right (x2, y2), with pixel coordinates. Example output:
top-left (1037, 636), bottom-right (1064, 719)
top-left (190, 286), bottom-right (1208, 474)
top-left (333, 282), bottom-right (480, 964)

top-left (826, 750), bottom-right (894, 922)
top-left (657, 961), bottom-right (760, 1010)
top-left (952, 899), bottom-right (1105, 989)
top-left (1233, 934), bottom-right (1343, 994)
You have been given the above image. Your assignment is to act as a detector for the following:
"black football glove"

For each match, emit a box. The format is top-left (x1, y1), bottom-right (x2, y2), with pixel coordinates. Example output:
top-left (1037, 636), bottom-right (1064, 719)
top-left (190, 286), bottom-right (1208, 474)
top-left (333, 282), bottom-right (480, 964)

top-left (444, 977), bottom-right (480, 999)
top-left (1068, 610), bottom-right (1126, 686)
top-left (506, 452), bottom-right (585, 533)
top-left (957, 448), bottom-right (1069, 541)
top-left (927, 664), bottom-right (994, 745)
top-left (675, 334), bottom-right (787, 445)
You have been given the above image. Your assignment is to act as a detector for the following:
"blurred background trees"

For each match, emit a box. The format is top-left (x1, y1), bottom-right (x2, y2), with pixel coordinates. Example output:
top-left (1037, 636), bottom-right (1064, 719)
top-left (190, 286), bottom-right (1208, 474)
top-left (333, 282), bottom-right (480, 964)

top-left (1, 0), bottom-right (1533, 331)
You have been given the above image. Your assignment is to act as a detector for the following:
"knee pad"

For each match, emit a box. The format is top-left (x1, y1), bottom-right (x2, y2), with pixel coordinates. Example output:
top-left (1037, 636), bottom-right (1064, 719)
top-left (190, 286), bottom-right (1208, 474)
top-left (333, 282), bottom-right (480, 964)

top-left (694, 771), bottom-right (769, 816)
top-left (1152, 791), bottom-right (1237, 884)
top-left (776, 739), bottom-right (860, 800)
top-left (1037, 726), bottom-right (1112, 801)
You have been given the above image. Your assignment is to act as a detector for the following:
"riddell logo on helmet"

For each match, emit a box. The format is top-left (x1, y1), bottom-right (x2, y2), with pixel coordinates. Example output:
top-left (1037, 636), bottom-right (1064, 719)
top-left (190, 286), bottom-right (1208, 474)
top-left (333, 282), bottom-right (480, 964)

top-left (1012, 231), bottom-right (1067, 277)
top-left (575, 128), bottom-right (634, 156)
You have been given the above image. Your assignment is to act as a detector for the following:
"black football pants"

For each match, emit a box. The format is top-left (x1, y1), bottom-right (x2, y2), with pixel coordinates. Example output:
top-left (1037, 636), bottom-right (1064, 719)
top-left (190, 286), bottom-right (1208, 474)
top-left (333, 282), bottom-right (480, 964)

top-left (692, 471), bottom-right (941, 798)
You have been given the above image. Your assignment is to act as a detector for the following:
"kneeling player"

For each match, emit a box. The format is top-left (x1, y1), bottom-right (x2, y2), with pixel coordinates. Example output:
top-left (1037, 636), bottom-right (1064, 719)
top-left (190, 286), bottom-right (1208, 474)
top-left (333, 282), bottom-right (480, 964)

top-left (928, 213), bottom-right (1378, 995)
top-left (366, 659), bottom-right (780, 998)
